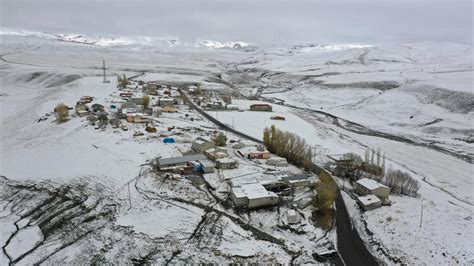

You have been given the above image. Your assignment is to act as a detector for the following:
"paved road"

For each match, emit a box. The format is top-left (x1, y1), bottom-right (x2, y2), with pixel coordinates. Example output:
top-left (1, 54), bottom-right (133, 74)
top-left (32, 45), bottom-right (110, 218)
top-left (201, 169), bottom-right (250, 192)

top-left (181, 89), bottom-right (378, 265)
top-left (179, 90), bottom-right (264, 144)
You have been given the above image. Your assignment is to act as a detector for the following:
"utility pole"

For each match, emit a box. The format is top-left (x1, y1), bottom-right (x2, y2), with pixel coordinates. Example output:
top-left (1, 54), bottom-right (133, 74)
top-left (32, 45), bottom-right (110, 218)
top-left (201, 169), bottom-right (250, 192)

top-left (128, 182), bottom-right (132, 210)
top-left (232, 117), bottom-right (235, 128)
top-left (419, 204), bottom-right (423, 228)
top-left (102, 60), bottom-right (107, 83)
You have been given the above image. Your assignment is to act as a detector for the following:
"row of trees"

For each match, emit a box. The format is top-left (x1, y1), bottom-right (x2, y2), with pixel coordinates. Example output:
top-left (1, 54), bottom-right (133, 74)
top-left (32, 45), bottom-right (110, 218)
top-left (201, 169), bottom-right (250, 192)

top-left (338, 149), bottom-right (420, 197)
top-left (263, 125), bottom-right (313, 171)
top-left (373, 169), bottom-right (420, 197)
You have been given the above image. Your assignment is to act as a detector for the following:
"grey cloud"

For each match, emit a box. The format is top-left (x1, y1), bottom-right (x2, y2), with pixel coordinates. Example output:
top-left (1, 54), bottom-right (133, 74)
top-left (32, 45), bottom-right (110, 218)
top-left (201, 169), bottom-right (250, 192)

top-left (1, 0), bottom-right (472, 46)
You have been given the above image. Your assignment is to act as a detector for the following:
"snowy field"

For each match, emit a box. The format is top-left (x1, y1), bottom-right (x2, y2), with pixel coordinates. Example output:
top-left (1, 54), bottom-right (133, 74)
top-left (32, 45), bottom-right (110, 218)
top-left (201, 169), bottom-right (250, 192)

top-left (0, 33), bottom-right (473, 264)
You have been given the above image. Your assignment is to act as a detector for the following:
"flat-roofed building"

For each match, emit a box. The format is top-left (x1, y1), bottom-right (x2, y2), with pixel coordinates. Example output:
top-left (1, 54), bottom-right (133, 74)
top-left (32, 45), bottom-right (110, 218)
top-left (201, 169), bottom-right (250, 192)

top-left (156, 154), bottom-right (207, 170)
top-left (357, 195), bottom-right (382, 210)
top-left (230, 183), bottom-right (280, 208)
top-left (355, 178), bottom-right (390, 201)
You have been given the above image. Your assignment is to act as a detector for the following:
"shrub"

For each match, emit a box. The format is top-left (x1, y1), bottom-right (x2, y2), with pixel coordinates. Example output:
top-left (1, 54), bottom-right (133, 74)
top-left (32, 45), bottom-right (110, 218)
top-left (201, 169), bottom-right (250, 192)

top-left (54, 103), bottom-right (69, 123)
top-left (143, 95), bottom-right (150, 108)
top-left (214, 132), bottom-right (227, 147)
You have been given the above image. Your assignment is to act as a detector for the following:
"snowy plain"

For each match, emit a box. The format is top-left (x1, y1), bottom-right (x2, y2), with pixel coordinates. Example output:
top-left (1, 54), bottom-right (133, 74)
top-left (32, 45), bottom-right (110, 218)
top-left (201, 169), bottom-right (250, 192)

top-left (0, 32), bottom-right (473, 264)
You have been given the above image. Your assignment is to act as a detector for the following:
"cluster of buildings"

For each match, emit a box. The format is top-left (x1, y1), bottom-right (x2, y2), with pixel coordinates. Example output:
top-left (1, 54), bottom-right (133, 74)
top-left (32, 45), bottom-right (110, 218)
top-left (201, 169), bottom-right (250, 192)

top-left (153, 133), bottom-right (316, 210)
top-left (72, 78), bottom-right (191, 133)
top-left (354, 178), bottom-right (390, 210)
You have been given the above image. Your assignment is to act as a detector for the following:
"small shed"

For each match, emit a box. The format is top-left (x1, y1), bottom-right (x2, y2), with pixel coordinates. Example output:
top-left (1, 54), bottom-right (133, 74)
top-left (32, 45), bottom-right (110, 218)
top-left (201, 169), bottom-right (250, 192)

top-left (163, 137), bottom-right (176, 144)
top-left (286, 209), bottom-right (300, 224)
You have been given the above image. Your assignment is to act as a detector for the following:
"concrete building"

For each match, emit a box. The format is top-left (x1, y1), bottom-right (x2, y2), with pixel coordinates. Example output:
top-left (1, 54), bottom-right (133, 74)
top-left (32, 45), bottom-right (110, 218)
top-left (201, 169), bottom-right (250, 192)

top-left (357, 195), bottom-right (382, 211)
top-left (282, 175), bottom-right (315, 188)
top-left (121, 101), bottom-right (140, 114)
top-left (266, 157), bottom-right (288, 167)
top-left (355, 178), bottom-right (390, 201)
top-left (250, 103), bottom-right (272, 112)
top-left (226, 104), bottom-right (239, 110)
top-left (216, 158), bottom-right (238, 169)
top-left (156, 154), bottom-right (207, 170)
top-left (189, 160), bottom-right (215, 174)
top-left (200, 160), bottom-right (215, 173)
top-left (240, 146), bottom-right (271, 160)
top-left (230, 183), bottom-right (280, 208)
top-left (191, 138), bottom-right (216, 153)
top-left (158, 97), bottom-right (175, 107)
top-left (204, 147), bottom-right (228, 161)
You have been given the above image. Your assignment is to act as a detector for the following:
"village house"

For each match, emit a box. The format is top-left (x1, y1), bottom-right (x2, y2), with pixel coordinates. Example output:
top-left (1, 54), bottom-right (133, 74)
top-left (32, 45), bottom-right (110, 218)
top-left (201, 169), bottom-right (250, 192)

top-left (119, 92), bottom-right (134, 98)
top-left (205, 100), bottom-right (225, 110)
top-left (191, 137), bottom-right (216, 153)
top-left (127, 114), bottom-right (151, 123)
top-left (229, 183), bottom-right (280, 208)
top-left (241, 145), bottom-right (271, 159)
top-left (121, 101), bottom-right (140, 114)
top-left (80, 96), bottom-right (93, 103)
top-left (356, 195), bottom-right (382, 211)
top-left (250, 103), bottom-right (272, 112)
top-left (215, 158), bottom-right (238, 170)
top-left (355, 178), bottom-right (390, 201)
top-left (156, 154), bottom-right (207, 170)
top-left (282, 174), bottom-right (316, 189)
top-left (91, 103), bottom-right (105, 112)
top-left (172, 95), bottom-right (183, 105)
top-left (75, 103), bottom-right (89, 117)
top-left (158, 97), bottom-right (175, 107)
top-left (204, 147), bottom-right (228, 161)
top-left (200, 160), bottom-right (215, 173)
top-left (226, 104), bottom-right (239, 110)
top-left (130, 97), bottom-right (145, 106)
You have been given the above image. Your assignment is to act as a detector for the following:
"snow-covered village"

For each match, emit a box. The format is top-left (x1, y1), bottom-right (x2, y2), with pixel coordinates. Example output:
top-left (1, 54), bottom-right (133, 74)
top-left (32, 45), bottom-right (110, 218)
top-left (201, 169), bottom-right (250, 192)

top-left (1, 1), bottom-right (473, 265)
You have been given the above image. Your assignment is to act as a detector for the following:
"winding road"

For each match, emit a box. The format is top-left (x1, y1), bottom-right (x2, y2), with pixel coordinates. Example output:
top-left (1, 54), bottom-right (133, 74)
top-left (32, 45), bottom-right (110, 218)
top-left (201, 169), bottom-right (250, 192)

top-left (180, 90), bottom-right (378, 266)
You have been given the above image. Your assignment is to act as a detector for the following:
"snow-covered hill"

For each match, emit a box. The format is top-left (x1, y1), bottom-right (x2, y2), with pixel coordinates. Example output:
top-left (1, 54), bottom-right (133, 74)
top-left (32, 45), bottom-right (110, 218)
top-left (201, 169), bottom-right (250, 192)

top-left (0, 32), bottom-right (472, 265)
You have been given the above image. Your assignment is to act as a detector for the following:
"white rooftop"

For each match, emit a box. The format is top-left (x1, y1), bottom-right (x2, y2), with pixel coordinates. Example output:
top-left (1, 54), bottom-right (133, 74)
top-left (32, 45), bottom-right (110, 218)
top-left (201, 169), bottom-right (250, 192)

top-left (357, 195), bottom-right (382, 206)
top-left (356, 178), bottom-right (388, 190)
top-left (216, 158), bottom-right (235, 164)
top-left (238, 183), bottom-right (278, 200)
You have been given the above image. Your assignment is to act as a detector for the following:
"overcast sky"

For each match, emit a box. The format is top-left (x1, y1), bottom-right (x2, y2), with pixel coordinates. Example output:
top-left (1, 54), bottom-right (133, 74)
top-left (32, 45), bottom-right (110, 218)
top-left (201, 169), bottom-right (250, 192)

top-left (1, 0), bottom-right (472, 46)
